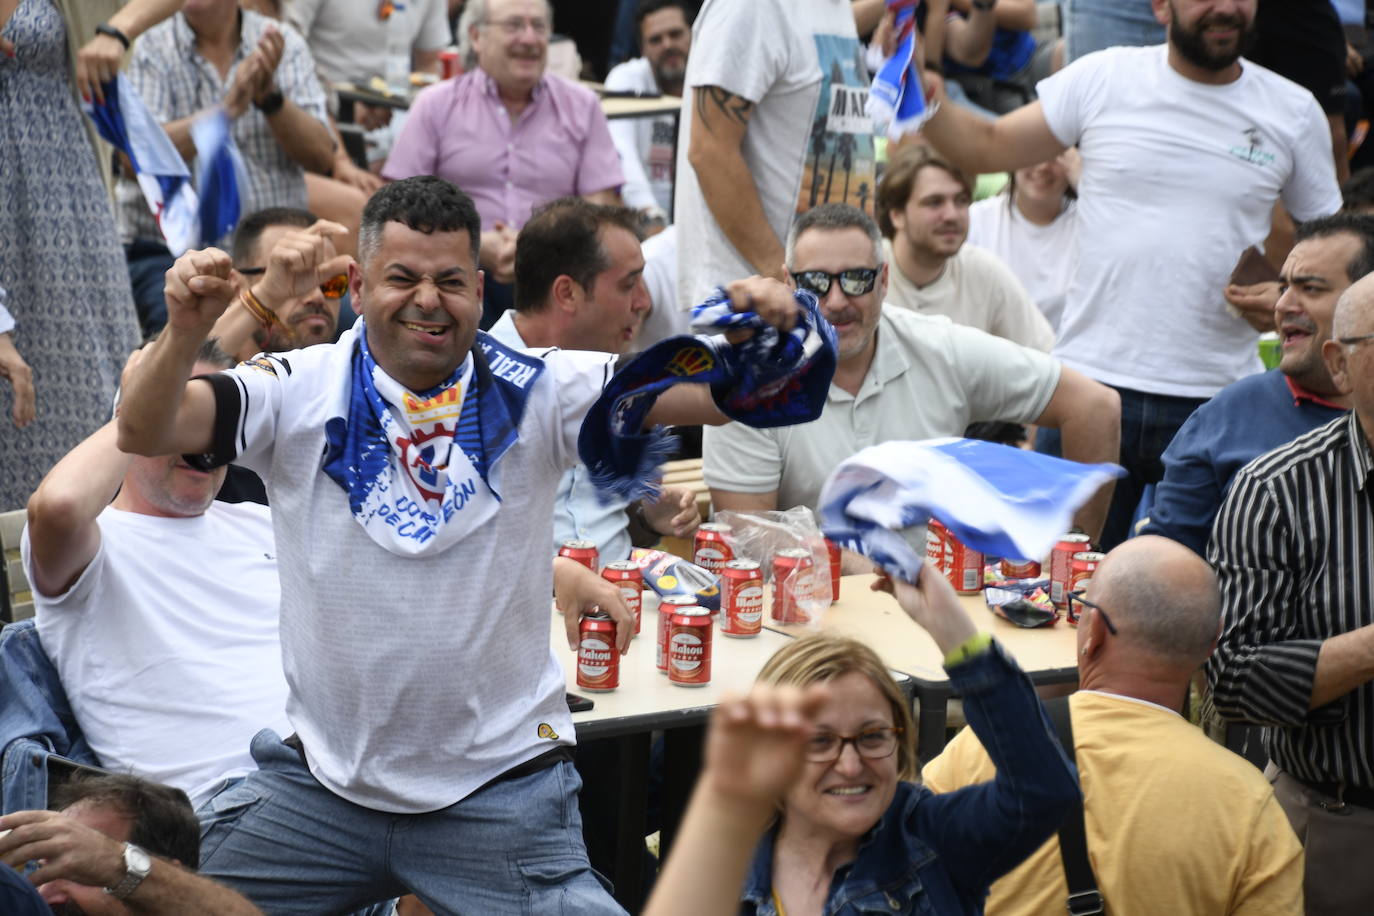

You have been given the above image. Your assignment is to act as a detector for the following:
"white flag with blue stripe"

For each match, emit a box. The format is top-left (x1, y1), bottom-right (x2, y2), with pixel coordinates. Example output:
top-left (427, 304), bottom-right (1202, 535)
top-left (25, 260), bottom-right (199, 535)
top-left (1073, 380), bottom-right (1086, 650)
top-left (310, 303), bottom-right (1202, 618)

top-left (818, 438), bottom-right (1124, 583)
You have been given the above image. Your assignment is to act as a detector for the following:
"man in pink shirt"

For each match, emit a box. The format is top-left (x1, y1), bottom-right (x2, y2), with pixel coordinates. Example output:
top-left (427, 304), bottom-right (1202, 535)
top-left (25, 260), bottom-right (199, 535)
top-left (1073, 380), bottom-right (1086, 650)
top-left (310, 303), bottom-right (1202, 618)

top-left (385, 0), bottom-right (624, 326)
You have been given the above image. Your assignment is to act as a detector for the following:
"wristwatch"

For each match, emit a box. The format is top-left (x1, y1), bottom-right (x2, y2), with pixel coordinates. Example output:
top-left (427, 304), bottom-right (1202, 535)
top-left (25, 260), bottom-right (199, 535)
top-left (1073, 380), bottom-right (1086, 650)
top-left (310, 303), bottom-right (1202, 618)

top-left (254, 88), bottom-right (285, 115)
top-left (105, 842), bottom-right (152, 900)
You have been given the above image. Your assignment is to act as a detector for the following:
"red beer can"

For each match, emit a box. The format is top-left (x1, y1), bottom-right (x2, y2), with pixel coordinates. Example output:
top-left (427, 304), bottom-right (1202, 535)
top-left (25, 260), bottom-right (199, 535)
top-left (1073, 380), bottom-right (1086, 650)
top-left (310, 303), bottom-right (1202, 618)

top-left (1066, 551), bottom-right (1105, 625)
top-left (926, 519), bottom-right (949, 575)
top-left (558, 538), bottom-right (598, 572)
top-left (693, 523), bottom-right (734, 576)
top-left (438, 48), bottom-right (462, 80)
top-left (1050, 533), bottom-right (1092, 608)
top-left (668, 605), bottom-right (713, 687)
top-left (824, 538), bottom-right (841, 603)
top-left (1001, 558), bottom-right (1041, 579)
top-left (576, 612), bottom-right (618, 692)
top-left (659, 595), bottom-right (696, 675)
top-left (771, 548), bottom-right (816, 625)
top-left (601, 560), bottom-right (643, 636)
top-left (720, 559), bottom-right (764, 637)
top-left (943, 527), bottom-right (984, 595)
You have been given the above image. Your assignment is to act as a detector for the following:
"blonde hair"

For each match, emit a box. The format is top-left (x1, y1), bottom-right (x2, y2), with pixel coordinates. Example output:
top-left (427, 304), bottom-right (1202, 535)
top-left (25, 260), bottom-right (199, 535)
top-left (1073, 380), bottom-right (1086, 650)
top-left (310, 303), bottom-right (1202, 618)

top-left (758, 634), bottom-right (918, 781)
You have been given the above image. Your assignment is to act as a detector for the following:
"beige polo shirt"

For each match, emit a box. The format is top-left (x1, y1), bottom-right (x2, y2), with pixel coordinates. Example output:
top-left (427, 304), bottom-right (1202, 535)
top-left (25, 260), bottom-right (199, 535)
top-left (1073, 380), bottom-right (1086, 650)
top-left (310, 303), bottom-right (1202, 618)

top-left (883, 239), bottom-right (1056, 353)
top-left (703, 306), bottom-right (1061, 513)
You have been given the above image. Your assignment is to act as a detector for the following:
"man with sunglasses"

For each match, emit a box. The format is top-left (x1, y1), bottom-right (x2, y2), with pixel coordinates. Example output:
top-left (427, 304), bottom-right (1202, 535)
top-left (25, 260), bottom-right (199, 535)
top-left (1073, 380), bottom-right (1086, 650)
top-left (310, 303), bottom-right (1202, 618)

top-left (213, 208), bottom-right (353, 363)
top-left (924, 535), bottom-right (1303, 915)
top-left (704, 202), bottom-right (1121, 545)
top-left (1208, 272), bottom-right (1374, 914)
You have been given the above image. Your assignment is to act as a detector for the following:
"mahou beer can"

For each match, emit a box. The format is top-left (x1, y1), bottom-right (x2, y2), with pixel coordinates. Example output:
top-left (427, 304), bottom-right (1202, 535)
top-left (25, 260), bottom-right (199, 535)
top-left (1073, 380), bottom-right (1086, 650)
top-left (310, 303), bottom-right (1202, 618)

top-left (1066, 551), bottom-right (1105, 625)
top-left (576, 612), bottom-right (618, 692)
top-left (824, 538), bottom-right (841, 603)
top-left (721, 559), bottom-right (764, 637)
top-left (943, 528), bottom-right (984, 595)
top-left (601, 561), bottom-right (643, 636)
top-left (1001, 558), bottom-right (1041, 579)
top-left (438, 48), bottom-right (461, 79)
top-left (1050, 533), bottom-right (1092, 608)
top-left (659, 595), bottom-right (697, 674)
top-left (771, 548), bottom-right (815, 624)
top-left (558, 539), bottom-right (598, 572)
top-left (694, 523), bottom-right (734, 575)
top-left (668, 605), bottom-right (713, 687)
top-left (926, 519), bottom-right (949, 575)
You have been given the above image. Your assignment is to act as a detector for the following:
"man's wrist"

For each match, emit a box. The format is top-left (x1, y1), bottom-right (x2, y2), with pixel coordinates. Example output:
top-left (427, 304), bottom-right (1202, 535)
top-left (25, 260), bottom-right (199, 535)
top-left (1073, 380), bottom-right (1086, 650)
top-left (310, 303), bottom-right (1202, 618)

top-left (254, 88), bottom-right (285, 115)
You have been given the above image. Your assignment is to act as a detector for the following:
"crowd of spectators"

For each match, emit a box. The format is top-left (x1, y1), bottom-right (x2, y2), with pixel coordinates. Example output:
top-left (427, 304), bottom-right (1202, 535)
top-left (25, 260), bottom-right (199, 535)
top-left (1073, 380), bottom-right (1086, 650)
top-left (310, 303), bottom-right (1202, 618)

top-left (4, 1), bottom-right (1374, 914)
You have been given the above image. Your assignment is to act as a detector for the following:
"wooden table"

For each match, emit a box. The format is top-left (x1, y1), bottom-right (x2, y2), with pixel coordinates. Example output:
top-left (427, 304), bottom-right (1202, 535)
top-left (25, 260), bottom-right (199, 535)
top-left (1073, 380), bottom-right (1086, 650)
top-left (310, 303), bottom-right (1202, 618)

top-left (768, 573), bottom-right (1080, 760)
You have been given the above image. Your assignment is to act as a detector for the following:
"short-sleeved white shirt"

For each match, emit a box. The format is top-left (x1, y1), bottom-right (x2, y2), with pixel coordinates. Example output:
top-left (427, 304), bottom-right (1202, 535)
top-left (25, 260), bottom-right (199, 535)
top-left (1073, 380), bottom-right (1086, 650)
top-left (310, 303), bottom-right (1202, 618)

top-left (203, 327), bottom-right (617, 812)
top-left (24, 502), bottom-right (290, 809)
top-left (1036, 46), bottom-right (1341, 397)
top-left (967, 196), bottom-right (1077, 333)
top-left (883, 241), bottom-right (1055, 352)
top-left (702, 306), bottom-right (1061, 512)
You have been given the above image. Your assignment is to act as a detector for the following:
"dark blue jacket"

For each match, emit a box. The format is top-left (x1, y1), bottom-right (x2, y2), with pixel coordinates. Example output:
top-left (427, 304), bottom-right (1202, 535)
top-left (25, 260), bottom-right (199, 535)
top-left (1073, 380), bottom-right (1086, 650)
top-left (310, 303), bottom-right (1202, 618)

top-left (1142, 369), bottom-right (1346, 555)
top-left (739, 642), bottom-right (1079, 915)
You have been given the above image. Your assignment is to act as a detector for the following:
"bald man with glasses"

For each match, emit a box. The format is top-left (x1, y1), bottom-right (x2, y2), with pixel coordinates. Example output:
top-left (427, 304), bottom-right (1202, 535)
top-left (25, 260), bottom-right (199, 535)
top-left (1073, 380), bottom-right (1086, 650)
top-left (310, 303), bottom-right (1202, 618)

top-left (703, 202), bottom-right (1121, 550)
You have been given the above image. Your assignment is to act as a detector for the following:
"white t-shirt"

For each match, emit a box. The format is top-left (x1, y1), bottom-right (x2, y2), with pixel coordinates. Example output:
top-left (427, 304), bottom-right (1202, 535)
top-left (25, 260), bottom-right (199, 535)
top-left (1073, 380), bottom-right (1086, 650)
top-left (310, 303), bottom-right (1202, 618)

top-left (207, 326), bottom-right (616, 812)
top-left (1037, 45), bottom-right (1341, 397)
top-left (287, 0), bottom-right (451, 85)
top-left (636, 225), bottom-right (688, 348)
top-left (675, 0), bottom-right (875, 306)
top-left (703, 306), bottom-right (1061, 512)
top-left (967, 196), bottom-right (1078, 333)
top-left (604, 57), bottom-right (677, 213)
top-left (23, 502), bottom-right (290, 809)
top-left (883, 241), bottom-right (1055, 352)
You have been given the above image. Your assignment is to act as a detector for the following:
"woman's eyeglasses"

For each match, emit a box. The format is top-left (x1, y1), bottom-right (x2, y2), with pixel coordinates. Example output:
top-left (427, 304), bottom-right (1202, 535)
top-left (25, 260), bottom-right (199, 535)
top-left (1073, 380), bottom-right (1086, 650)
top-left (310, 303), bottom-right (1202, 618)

top-left (804, 726), bottom-right (903, 762)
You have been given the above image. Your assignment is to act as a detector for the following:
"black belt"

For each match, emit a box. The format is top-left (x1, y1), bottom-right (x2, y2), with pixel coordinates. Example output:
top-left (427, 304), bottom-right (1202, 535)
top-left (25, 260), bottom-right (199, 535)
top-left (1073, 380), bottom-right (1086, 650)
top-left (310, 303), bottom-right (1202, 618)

top-left (1291, 772), bottom-right (1374, 810)
top-left (282, 734), bottom-right (572, 799)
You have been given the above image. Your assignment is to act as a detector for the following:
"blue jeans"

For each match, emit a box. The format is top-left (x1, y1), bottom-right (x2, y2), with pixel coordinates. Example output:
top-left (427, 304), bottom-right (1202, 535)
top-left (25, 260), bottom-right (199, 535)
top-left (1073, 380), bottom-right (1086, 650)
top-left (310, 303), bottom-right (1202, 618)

top-left (1035, 385), bottom-right (1205, 551)
top-left (198, 730), bottom-right (623, 915)
top-left (1064, 0), bottom-right (1163, 63)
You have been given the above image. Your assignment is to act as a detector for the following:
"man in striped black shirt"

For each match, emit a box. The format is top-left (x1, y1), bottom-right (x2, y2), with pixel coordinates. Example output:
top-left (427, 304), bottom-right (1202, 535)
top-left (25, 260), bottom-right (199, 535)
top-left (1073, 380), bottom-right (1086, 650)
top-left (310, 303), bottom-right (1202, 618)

top-left (1208, 270), bottom-right (1374, 916)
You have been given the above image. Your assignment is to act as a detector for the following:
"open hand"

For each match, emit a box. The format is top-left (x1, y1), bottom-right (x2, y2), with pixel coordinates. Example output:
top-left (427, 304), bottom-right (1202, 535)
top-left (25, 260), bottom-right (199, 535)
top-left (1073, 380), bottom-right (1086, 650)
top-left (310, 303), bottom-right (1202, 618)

top-left (0, 810), bottom-right (126, 889)
top-left (721, 276), bottom-right (798, 342)
top-left (702, 684), bottom-right (829, 806)
top-left (74, 32), bottom-right (125, 105)
top-left (1224, 281), bottom-right (1280, 333)
top-left (641, 486), bottom-right (700, 539)
top-left (253, 220), bottom-right (352, 307)
top-left (0, 332), bottom-right (36, 428)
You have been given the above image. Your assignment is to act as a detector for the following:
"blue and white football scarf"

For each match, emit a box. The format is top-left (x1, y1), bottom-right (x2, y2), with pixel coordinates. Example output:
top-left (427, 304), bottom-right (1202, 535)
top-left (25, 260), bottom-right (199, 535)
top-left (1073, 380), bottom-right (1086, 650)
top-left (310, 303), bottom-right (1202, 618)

top-left (818, 439), bottom-right (1124, 583)
top-left (867, 0), bottom-right (934, 139)
top-left (321, 322), bottom-right (542, 556)
top-left (578, 289), bottom-right (838, 502)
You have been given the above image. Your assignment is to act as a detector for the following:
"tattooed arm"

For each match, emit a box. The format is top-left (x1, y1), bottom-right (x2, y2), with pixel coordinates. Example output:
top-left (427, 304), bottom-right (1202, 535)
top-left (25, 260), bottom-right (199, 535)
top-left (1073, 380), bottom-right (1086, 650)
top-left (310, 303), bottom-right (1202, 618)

top-left (686, 86), bottom-right (787, 282)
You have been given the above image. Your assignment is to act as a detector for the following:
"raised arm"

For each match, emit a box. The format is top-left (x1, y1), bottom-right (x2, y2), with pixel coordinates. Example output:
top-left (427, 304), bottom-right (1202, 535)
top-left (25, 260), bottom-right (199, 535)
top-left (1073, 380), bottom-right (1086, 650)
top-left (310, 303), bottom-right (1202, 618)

top-left (74, 0), bottom-right (185, 104)
top-left (920, 85), bottom-right (1065, 176)
top-left (0, 810), bottom-right (262, 916)
top-left (686, 87), bottom-right (785, 282)
top-left (1032, 366), bottom-right (1120, 543)
top-left (116, 250), bottom-right (236, 457)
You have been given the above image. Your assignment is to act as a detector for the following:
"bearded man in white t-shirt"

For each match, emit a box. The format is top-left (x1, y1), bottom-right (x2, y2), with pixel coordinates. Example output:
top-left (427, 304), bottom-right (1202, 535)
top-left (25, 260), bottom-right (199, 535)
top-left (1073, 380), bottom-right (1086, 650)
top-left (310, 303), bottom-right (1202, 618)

top-left (113, 175), bottom-right (816, 913)
top-left (920, 0), bottom-right (1342, 550)
top-left (22, 341), bottom-right (291, 813)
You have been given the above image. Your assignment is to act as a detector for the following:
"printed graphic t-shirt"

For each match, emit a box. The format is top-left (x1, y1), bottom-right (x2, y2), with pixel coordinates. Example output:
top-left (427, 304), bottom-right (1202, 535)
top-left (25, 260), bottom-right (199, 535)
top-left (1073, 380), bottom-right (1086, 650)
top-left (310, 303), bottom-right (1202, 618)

top-left (675, 0), bottom-right (875, 307)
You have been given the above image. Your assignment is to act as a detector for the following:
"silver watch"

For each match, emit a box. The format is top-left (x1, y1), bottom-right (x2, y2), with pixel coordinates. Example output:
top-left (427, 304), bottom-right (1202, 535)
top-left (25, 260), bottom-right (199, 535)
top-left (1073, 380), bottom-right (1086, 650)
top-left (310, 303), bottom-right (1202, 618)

top-left (105, 842), bottom-right (152, 900)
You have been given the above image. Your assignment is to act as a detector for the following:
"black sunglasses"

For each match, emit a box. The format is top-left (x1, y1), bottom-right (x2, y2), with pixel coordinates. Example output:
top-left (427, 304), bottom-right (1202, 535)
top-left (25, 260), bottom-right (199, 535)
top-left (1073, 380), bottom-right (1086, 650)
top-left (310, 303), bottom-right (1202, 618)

top-left (790, 268), bottom-right (878, 298)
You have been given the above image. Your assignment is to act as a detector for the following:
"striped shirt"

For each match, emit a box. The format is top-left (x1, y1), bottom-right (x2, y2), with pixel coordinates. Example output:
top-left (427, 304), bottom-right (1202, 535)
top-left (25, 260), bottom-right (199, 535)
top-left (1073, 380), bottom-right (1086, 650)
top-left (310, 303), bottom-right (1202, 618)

top-left (1207, 411), bottom-right (1374, 788)
top-left (116, 10), bottom-right (329, 246)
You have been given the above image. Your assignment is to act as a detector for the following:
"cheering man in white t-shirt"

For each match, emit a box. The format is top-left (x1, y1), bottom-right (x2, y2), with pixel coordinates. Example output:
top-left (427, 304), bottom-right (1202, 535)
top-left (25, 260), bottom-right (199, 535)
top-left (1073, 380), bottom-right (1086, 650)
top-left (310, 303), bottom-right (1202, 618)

top-left (113, 175), bottom-right (821, 912)
top-left (920, 0), bottom-right (1342, 549)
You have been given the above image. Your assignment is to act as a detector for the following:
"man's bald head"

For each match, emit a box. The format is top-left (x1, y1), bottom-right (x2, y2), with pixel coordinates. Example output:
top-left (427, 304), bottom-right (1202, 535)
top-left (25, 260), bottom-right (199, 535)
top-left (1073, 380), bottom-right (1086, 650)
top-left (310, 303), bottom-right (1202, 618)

top-left (1089, 536), bottom-right (1220, 668)
top-left (1332, 271), bottom-right (1374, 340)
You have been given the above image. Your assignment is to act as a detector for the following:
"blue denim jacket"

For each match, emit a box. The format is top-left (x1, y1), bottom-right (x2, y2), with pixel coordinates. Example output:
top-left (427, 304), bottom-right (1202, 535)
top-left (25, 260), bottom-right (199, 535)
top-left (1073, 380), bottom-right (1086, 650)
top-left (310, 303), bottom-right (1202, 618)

top-left (0, 620), bottom-right (97, 814)
top-left (740, 642), bottom-right (1079, 915)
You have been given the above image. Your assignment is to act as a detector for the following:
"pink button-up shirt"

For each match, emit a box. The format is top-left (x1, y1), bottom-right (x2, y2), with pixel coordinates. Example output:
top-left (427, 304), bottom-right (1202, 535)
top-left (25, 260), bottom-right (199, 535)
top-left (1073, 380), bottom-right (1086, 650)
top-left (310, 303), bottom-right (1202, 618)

top-left (384, 69), bottom-right (625, 231)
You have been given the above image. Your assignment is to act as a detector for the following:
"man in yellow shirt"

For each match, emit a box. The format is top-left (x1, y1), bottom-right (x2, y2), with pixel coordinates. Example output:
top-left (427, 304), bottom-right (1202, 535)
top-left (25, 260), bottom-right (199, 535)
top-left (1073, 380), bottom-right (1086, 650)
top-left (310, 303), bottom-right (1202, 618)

top-left (923, 535), bottom-right (1302, 915)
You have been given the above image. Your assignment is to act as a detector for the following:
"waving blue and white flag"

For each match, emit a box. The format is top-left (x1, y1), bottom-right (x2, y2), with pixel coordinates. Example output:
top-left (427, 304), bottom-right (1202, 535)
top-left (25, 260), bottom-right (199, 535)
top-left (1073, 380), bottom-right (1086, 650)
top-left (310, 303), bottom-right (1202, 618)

top-left (84, 76), bottom-right (242, 254)
top-left (818, 438), bottom-right (1124, 583)
top-left (867, 0), bottom-right (932, 139)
